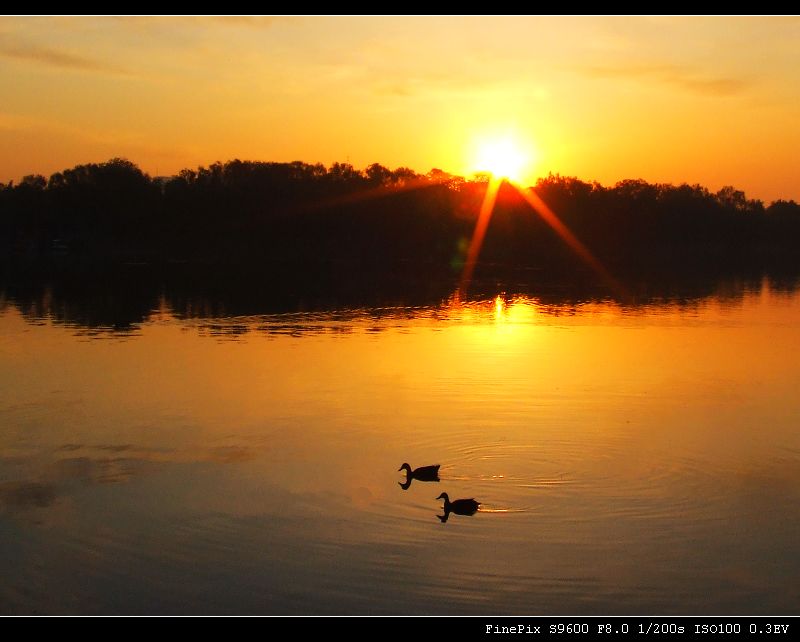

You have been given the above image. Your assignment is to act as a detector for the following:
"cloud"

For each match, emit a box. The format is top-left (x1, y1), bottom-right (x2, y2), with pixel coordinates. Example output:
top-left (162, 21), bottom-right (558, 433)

top-left (0, 109), bottom-right (194, 171)
top-left (0, 112), bottom-right (42, 131)
top-left (0, 39), bottom-right (131, 75)
top-left (580, 63), bottom-right (751, 97)
top-left (673, 76), bottom-right (750, 96)
top-left (366, 66), bottom-right (508, 99)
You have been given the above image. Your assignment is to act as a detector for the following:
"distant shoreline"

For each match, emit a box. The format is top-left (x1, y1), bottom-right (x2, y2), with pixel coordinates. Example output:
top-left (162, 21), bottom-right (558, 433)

top-left (3, 158), bottom-right (799, 284)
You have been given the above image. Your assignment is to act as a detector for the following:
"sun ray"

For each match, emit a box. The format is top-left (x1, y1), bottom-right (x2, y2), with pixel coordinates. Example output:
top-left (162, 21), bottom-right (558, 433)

top-left (295, 174), bottom-right (440, 215)
top-left (515, 185), bottom-right (628, 298)
top-left (455, 173), bottom-right (627, 301)
top-left (457, 177), bottom-right (502, 299)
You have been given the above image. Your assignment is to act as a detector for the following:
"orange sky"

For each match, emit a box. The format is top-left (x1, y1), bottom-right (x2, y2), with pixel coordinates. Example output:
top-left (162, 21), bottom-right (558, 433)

top-left (1, 16), bottom-right (799, 202)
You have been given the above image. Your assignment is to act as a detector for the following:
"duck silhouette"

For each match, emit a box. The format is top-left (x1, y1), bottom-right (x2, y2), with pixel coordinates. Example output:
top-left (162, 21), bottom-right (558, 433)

top-left (436, 492), bottom-right (480, 522)
top-left (398, 463), bottom-right (440, 490)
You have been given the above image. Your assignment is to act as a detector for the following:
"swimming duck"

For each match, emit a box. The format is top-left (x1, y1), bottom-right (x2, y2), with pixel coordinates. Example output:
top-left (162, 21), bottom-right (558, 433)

top-left (398, 463), bottom-right (440, 489)
top-left (436, 492), bottom-right (480, 516)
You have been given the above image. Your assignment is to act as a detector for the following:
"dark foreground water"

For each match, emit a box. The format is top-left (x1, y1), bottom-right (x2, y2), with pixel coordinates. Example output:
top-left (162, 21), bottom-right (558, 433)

top-left (1, 277), bottom-right (799, 614)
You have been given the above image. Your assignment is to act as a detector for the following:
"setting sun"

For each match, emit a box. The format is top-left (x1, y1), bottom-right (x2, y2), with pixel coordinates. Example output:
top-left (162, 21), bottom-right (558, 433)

top-left (474, 137), bottom-right (532, 183)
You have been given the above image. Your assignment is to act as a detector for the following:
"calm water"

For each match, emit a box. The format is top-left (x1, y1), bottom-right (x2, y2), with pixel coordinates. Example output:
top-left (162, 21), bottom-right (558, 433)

top-left (1, 281), bottom-right (800, 614)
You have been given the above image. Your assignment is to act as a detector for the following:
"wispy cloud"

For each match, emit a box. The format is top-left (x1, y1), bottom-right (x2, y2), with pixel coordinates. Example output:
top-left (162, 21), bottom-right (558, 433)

top-left (364, 63), bottom-right (507, 99)
top-left (580, 63), bottom-right (751, 97)
top-left (0, 110), bottom-right (195, 166)
top-left (0, 38), bottom-right (131, 75)
top-left (0, 112), bottom-right (41, 131)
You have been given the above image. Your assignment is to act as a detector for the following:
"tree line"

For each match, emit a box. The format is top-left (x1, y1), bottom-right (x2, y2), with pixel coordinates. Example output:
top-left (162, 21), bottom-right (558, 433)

top-left (2, 157), bottom-right (800, 276)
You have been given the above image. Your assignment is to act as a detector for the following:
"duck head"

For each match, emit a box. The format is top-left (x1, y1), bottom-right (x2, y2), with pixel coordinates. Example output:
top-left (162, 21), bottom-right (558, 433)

top-left (398, 463), bottom-right (412, 474)
top-left (436, 492), bottom-right (449, 502)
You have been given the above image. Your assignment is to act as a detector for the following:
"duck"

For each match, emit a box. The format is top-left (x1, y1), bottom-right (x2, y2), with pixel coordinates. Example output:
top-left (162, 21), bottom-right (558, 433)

top-left (436, 492), bottom-right (480, 516)
top-left (398, 463), bottom-right (440, 489)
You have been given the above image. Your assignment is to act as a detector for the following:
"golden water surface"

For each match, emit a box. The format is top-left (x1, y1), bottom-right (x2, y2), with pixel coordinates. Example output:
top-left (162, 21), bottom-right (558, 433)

top-left (1, 285), bottom-right (799, 614)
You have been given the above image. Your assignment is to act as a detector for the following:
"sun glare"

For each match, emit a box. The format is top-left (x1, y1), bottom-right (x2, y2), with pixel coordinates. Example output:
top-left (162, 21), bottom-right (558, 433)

top-left (474, 137), bottom-right (530, 183)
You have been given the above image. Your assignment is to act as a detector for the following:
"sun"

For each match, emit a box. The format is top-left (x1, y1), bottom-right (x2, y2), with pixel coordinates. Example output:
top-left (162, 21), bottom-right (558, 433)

top-left (474, 137), bottom-right (530, 183)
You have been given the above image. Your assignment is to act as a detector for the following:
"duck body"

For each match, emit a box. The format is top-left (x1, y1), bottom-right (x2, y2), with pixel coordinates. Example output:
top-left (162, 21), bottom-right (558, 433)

top-left (436, 492), bottom-right (480, 516)
top-left (398, 463), bottom-right (440, 489)
top-left (399, 463), bottom-right (440, 481)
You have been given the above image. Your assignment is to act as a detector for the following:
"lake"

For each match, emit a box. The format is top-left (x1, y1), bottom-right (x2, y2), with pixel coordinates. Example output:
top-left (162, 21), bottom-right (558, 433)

top-left (1, 276), bottom-right (799, 614)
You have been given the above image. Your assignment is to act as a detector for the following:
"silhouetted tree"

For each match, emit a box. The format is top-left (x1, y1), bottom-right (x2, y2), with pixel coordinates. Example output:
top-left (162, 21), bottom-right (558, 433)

top-left (365, 163), bottom-right (392, 186)
top-left (2, 157), bottom-right (799, 283)
top-left (19, 174), bottom-right (46, 190)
